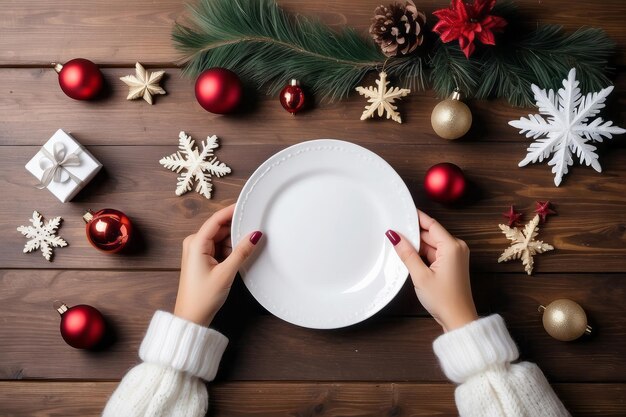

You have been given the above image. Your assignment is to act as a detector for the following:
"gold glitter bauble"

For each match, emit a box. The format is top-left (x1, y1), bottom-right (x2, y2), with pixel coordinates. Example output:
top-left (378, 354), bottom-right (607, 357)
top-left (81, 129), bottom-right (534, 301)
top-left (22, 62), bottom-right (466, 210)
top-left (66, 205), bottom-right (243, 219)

top-left (430, 90), bottom-right (472, 140)
top-left (539, 299), bottom-right (592, 342)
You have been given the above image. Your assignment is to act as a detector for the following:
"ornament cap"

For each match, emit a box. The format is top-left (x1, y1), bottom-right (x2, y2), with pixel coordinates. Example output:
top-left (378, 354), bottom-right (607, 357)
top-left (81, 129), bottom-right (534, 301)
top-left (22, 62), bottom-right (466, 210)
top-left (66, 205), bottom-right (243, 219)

top-left (83, 210), bottom-right (94, 223)
top-left (450, 89), bottom-right (462, 101)
top-left (52, 63), bottom-right (63, 73)
top-left (290, 79), bottom-right (299, 86)
top-left (53, 300), bottom-right (68, 315)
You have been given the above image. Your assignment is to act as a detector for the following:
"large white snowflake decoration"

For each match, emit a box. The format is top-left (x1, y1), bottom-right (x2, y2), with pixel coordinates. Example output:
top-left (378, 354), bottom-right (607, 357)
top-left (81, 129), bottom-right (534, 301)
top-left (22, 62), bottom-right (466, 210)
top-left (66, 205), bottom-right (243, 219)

top-left (509, 68), bottom-right (625, 186)
top-left (356, 71), bottom-right (410, 123)
top-left (498, 214), bottom-right (554, 275)
top-left (159, 131), bottom-right (231, 199)
top-left (17, 211), bottom-right (67, 261)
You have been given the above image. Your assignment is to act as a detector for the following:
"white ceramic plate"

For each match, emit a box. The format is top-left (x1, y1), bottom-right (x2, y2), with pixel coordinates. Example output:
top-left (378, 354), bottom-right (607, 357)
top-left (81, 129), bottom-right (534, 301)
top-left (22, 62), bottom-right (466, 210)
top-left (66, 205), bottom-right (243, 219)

top-left (232, 139), bottom-right (419, 329)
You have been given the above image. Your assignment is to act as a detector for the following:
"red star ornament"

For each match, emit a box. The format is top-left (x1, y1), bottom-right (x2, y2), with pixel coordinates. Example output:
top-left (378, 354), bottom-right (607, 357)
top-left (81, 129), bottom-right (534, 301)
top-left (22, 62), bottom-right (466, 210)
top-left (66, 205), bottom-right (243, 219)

top-left (502, 205), bottom-right (523, 227)
top-left (535, 201), bottom-right (557, 223)
top-left (432, 0), bottom-right (507, 58)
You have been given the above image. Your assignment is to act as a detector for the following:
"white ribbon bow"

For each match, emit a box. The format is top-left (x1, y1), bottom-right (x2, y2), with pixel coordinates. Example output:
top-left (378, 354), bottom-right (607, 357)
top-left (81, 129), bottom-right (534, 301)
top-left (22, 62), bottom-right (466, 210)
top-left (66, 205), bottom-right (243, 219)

top-left (36, 142), bottom-right (82, 189)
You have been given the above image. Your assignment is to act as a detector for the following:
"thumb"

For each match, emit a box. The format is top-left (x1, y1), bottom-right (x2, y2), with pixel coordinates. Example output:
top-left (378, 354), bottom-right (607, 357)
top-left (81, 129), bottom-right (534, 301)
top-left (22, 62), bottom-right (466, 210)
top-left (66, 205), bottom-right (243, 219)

top-left (385, 229), bottom-right (430, 287)
top-left (216, 231), bottom-right (263, 280)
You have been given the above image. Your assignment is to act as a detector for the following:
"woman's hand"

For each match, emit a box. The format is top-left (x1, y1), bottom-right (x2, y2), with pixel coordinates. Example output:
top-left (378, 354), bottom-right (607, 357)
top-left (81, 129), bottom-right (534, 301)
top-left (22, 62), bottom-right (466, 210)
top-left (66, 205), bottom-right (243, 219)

top-left (174, 204), bottom-right (263, 327)
top-left (386, 210), bottom-right (477, 332)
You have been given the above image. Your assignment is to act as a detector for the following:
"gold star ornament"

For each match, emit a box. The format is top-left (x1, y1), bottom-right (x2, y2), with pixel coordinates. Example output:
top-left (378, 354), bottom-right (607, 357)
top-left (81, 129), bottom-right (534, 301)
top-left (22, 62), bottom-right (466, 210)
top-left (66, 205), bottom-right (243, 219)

top-left (120, 62), bottom-right (166, 104)
top-left (497, 214), bottom-right (554, 275)
top-left (356, 71), bottom-right (410, 123)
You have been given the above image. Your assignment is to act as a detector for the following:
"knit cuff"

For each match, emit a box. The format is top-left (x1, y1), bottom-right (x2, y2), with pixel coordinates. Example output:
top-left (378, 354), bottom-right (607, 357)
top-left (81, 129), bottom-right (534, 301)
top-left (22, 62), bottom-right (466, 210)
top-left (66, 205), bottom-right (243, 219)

top-left (139, 311), bottom-right (229, 381)
top-left (433, 314), bottom-right (519, 384)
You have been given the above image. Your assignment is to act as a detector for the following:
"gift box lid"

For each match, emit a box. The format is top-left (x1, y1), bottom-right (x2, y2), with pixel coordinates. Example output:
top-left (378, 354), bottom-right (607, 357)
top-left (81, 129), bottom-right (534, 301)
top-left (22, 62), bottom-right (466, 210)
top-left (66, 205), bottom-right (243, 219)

top-left (25, 129), bottom-right (102, 203)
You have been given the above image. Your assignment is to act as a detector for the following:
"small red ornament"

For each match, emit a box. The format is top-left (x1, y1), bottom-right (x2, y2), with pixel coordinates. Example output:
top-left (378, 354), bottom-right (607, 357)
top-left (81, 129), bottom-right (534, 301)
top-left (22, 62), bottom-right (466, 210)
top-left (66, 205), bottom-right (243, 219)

top-left (424, 162), bottom-right (466, 203)
top-left (534, 201), bottom-right (557, 223)
top-left (55, 301), bottom-right (106, 349)
top-left (503, 205), bottom-right (523, 226)
top-left (279, 79), bottom-right (306, 114)
top-left (432, 0), bottom-right (507, 58)
top-left (195, 68), bottom-right (242, 114)
top-left (53, 58), bottom-right (104, 100)
top-left (83, 208), bottom-right (133, 253)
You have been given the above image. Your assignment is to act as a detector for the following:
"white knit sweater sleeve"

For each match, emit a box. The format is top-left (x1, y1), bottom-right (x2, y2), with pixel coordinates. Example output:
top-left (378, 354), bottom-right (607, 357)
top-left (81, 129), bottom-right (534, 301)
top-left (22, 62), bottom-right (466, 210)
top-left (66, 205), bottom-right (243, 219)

top-left (102, 311), bottom-right (228, 417)
top-left (433, 314), bottom-right (570, 417)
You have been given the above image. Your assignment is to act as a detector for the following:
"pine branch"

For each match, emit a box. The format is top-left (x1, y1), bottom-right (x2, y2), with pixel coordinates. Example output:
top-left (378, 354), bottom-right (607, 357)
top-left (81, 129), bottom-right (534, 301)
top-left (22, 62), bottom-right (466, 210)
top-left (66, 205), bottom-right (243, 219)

top-left (173, 0), bottom-right (423, 101)
top-left (430, 26), bottom-right (614, 107)
top-left (429, 0), bottom-right (614, 106)
top-left (476, 26), bottom-right (614, 106)
top-left (429, 41), bottom-right (480, 99)
top-left (475, 46), bottom-right (536, 107)
top-left (174, 0), bottom-right (614, 106)
top-left (516, 27), bottom-right (614, 95)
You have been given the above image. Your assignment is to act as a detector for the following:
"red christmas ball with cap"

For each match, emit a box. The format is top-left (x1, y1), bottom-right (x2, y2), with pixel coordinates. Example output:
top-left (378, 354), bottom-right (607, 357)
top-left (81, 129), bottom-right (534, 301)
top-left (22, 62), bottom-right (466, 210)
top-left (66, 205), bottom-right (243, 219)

top-left (55, 301), bottom-right (106, 349)
top-left (83, 208), bottom-right (133, 253)
top-left (53, 58), bottom-right (104, 100)
top-left (279, 79), bottom-right (306, 114)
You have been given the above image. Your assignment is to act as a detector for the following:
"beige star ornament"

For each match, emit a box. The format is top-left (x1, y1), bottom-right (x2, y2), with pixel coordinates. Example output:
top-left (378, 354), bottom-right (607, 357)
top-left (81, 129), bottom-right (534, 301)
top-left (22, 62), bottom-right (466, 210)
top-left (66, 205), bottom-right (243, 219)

top-left (498, 214), bottom-right (554, 275)
top-left (356, 71), bottom-right (410, 123)
top-left (120, 62), bottom-right (166, 104)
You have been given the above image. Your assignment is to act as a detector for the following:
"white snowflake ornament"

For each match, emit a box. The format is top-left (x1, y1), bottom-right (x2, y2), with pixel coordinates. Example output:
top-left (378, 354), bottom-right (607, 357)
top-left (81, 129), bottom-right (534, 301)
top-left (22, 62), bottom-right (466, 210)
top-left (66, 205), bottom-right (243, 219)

top-left (509, 68), bottom-right (625, 186)
top-left (17, 211), bottom-right (67, 261)
top-left (159, 131), bottom-right (231, 199)
top-left (356, 71), bottom-right (410, 123)
top-left (498, 214), bottom-right (554, 275)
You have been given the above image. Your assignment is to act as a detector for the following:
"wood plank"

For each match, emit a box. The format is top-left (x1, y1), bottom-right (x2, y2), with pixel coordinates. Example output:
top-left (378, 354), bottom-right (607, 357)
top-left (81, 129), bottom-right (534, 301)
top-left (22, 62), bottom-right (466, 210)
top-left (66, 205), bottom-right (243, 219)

top-left (1, 0), bottom-right (625, 66)
top-left (0, 381), bottom-right (624, 417)
top-left (1, 67), bottom-right (625, 146)
top-left (1, 270), bottom-right (623, 381)
top-left (1, 144), bottom-right (625, 271)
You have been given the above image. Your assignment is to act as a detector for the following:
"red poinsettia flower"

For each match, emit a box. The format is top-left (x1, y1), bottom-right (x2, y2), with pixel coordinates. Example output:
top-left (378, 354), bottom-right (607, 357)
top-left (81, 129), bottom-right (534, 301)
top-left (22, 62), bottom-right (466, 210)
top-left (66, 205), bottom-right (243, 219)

top-left (432, 0), bottom-right (507, 58)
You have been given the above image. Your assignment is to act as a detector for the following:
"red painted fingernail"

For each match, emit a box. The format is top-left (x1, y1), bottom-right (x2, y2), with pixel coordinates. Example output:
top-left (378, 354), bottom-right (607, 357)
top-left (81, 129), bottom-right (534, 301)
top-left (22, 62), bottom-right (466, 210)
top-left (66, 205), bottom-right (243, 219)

top-left (250, 231), bottom-right (263, 245)
top-left (385, 230), bottom-right (400, 246)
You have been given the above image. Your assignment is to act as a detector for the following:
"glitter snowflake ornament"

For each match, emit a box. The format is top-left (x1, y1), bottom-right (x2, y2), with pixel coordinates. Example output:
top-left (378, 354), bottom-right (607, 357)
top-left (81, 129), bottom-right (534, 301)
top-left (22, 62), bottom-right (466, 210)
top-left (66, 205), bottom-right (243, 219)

top-left (509, 68), bottom-right (625, 186)
top-left (498, 214), bottom-right (553, 275)
top-left (17, 211), bottom-right (67, 261)
top-left (356, 71), bottom-right (410, 123)
top-left (159, 131), bottom-right (231, 199)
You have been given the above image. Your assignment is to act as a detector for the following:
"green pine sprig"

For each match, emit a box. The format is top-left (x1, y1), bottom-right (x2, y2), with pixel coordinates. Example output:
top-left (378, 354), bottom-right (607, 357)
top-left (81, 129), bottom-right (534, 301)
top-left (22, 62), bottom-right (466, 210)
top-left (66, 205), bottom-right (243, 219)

top-left (173, 0), bottom-right (424, 102)
top-left (173, 0), bottom-right (615, 107)
top-left (429, 1), bottom-right (614, 106)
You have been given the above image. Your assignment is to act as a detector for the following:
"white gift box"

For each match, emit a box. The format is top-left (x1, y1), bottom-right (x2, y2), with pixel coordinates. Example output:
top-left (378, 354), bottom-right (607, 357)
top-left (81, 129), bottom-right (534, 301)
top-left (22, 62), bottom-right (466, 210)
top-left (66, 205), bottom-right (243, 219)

top-left (25, 129), bottom-right (102, 203)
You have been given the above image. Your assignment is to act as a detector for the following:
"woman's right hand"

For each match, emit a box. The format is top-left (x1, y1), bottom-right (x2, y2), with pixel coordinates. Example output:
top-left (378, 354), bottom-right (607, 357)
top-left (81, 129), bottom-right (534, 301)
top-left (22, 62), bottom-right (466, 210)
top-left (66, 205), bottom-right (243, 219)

top-left (386, 210), bottom-right (478, 332)
top-left (174, 204), bottom-right (263, 327)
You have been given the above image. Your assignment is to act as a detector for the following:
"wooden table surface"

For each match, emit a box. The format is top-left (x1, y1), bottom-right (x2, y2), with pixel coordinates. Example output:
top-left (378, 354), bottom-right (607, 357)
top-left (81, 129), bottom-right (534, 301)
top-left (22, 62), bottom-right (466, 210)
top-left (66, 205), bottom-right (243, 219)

top-left (1, 1), bottom-right (625, 416)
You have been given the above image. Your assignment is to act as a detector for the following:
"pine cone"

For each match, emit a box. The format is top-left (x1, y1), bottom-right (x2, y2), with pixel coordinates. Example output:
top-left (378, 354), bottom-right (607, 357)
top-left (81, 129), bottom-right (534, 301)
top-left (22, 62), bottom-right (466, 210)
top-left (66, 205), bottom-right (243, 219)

top-left (370, 1), bottom-right (426, 57)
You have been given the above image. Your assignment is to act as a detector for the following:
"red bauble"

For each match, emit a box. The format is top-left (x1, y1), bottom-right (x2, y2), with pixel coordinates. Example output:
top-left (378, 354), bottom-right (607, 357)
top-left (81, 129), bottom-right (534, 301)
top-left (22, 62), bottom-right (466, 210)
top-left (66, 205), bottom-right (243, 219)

top-left (279, 79), bottom-right (306, 114)
top-left (54, 58), bottom-right (104, 100)
top-left (195, 68), bottom-right (242, 114)
top-left (83, 208), bottom-right (133, 253)
top-left (424, 162), bottom-right (466, 203)
top-left (55, 301), bottom-right (106, 349)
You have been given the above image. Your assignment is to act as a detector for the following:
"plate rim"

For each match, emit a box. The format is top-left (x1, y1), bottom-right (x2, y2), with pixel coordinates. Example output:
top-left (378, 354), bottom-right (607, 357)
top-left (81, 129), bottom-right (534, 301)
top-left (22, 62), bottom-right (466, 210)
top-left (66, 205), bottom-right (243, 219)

top-left (232, 139), bottom-right (419, 329)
